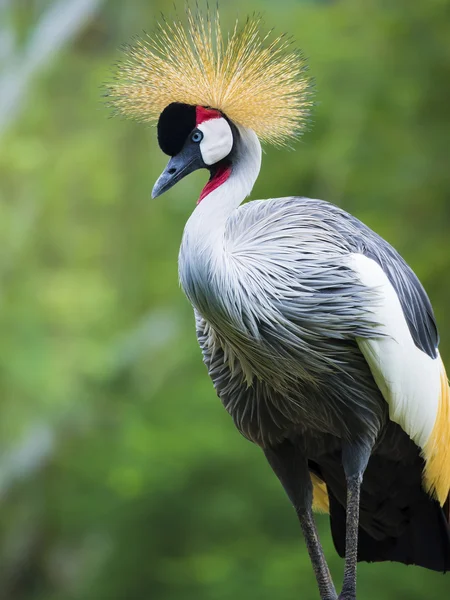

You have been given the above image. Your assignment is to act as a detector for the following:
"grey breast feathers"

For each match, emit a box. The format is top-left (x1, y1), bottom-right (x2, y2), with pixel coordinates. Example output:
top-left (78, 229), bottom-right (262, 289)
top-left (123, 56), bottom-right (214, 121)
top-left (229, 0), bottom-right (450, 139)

top-left (194, 197), bottom-right (437, 444)
top-left (192, 197), bottom-right (391, 443)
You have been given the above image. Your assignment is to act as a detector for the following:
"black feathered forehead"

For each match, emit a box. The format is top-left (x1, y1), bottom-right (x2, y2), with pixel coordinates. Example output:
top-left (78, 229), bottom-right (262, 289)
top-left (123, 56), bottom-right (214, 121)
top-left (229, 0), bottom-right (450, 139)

top-left (157, 103), bottom-right (196, 156)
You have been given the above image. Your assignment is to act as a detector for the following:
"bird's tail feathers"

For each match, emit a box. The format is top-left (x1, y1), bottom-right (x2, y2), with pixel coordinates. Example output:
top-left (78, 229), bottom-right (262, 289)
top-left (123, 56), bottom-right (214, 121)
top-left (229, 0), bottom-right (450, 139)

top-left (329, 487), bottom-right (450, 572)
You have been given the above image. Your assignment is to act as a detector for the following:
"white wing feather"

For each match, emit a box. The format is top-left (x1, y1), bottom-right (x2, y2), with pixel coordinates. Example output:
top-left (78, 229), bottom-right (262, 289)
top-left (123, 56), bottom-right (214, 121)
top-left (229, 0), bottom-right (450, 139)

top-left (349, 253), bottom-right (440, 450)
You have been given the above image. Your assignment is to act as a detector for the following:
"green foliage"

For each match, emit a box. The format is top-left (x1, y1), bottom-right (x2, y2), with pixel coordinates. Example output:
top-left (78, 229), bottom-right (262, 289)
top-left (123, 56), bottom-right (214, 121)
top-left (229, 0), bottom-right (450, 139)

top-left (0, 0), bottom-right (449, 598)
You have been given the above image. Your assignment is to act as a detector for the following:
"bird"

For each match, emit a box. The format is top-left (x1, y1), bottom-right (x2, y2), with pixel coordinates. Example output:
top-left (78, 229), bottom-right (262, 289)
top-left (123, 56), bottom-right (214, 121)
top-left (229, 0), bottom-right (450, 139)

top-left (107, 7), bottom-right (450, 599)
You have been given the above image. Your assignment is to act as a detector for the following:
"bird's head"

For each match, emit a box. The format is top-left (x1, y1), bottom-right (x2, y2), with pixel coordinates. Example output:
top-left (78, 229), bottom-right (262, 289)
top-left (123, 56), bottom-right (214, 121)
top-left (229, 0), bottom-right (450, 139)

top-left (152, 103), bottom-right (235, 199)
top-left (106, 7), bottom-right (312, 202)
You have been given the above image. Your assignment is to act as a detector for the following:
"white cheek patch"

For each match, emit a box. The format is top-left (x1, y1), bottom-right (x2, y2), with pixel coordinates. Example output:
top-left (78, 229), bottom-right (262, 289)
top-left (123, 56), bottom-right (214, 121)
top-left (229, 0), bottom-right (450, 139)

top-left (198, 118), bottom-right (233, 165)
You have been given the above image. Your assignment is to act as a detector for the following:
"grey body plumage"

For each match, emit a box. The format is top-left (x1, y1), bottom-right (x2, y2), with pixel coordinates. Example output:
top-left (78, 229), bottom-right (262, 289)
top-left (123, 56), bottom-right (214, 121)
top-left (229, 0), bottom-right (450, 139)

top-left (182, 196), bottom-right (429, 450)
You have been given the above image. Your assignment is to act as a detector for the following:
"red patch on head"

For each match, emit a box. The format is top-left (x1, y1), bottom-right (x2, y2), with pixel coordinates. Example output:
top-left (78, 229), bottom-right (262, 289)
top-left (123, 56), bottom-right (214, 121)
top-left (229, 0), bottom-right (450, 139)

top-left (196, 106), bottom-right (222, 125)
top-left (198, 164), bottom-right (232, 203)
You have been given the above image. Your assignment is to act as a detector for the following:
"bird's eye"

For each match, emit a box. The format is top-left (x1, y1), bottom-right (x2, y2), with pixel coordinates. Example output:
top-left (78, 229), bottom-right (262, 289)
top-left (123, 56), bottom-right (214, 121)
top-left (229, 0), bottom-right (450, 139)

top-left (191, 130), bottom-right (203, 143)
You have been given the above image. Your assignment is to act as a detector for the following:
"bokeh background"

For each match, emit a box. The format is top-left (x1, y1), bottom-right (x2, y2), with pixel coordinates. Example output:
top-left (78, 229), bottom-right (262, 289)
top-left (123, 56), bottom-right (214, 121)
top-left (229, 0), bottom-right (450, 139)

top-left (0, 0), bottom-right (449, 599)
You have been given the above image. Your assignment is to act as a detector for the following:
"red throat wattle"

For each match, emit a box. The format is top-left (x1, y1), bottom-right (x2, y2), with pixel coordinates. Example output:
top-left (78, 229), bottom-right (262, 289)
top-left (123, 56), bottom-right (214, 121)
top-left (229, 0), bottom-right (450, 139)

top-left (198, 164), bottom-right (232, 204)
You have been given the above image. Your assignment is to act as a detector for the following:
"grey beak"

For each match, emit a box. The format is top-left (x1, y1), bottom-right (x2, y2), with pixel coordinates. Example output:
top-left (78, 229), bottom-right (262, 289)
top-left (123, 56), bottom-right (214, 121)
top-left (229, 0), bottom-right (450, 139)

top-left (152, 144), bottom-right (205, 199)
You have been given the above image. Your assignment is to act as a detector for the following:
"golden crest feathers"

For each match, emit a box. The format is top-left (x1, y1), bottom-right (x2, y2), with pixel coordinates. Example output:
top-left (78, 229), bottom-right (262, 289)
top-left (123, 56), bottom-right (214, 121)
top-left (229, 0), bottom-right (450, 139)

top-left (107, 7), bottom-right (312, 146)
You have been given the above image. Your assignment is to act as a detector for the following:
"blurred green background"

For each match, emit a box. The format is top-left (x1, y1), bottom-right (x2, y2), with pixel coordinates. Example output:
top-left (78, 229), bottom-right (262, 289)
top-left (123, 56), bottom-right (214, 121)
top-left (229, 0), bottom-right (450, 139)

top-left (0, 0), bottom-right (449, 599)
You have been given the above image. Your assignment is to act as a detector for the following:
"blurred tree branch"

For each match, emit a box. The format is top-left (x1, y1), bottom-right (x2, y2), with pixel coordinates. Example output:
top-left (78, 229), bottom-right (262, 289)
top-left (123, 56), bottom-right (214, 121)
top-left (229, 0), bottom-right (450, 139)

top-left (0, 423), bottom-right (54, 500)
top-left (0, 0), bottom-right (104, 139)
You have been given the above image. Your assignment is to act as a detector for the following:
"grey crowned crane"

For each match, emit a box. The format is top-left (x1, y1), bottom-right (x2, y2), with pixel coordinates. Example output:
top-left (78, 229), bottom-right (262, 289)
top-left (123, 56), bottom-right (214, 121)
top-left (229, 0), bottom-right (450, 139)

top-left (108, 8), bottom-right (450, 600)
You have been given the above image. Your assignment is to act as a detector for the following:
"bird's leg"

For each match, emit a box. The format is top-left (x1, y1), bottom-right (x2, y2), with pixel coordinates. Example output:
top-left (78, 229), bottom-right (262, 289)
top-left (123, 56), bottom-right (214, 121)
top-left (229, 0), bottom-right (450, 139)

top-left (297, 510), bottom-right (337, 600)
top-left (338, 440), bottom-right (373, 600)
top-left (264, 440), bottom-right (337, 600)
